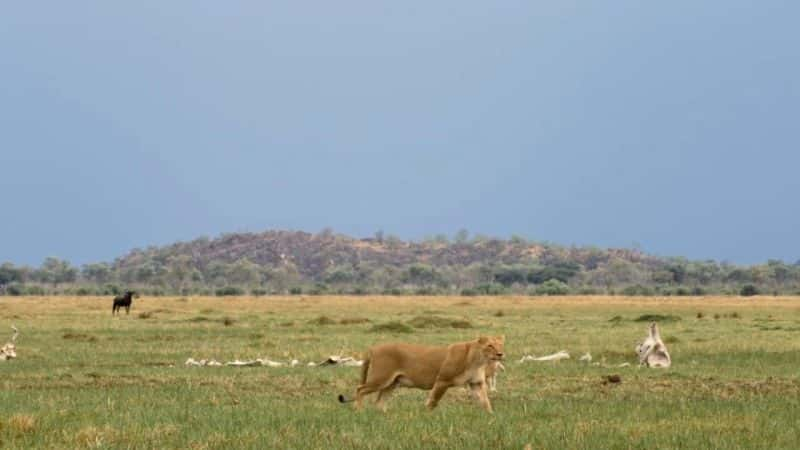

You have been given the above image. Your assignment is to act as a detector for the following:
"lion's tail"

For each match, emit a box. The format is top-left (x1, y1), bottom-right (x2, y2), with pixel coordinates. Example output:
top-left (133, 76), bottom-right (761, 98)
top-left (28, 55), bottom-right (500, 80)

top-left (338, 352), bottom-right (371, 404)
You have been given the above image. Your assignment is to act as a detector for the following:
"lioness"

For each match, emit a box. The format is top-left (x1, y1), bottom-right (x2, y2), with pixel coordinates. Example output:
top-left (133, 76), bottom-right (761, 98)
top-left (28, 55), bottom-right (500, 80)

top-left (338, 336), bottom-right (505, 413)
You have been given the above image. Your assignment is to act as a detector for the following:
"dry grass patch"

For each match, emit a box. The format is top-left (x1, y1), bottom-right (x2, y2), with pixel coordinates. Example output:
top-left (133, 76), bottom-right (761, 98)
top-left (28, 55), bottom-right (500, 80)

top-left (408, 315), bottom-right (473, 329)
top-left (338, 317), bottom-right (370, 325)
top-left (308, 316), bottom-right (337, 326)
top-left (62, 333), bottom-right (98, 342)
top-left (7, 414), bottom-right (36, 436)
top-left (369, 321), bottom-right (413, 333)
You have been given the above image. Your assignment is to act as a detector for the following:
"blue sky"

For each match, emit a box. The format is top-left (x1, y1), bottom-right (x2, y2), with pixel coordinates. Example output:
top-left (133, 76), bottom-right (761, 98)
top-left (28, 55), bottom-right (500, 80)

top-left (1, 1), bottom-right (798, 266)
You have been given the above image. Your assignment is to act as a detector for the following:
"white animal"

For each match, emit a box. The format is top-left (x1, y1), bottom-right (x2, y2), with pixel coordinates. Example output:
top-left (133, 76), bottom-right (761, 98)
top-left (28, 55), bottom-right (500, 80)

top-left (635, 322), bottom-right (672, 368)
top-left (0, 326), bottom-right (18, 361)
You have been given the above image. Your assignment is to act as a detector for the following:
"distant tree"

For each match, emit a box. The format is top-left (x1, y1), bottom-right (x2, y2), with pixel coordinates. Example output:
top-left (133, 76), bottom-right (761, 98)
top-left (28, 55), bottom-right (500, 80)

top-left (324, 265), bottom-right (356, 285)
top-left (81, 263), bottom-right (112, 284)
top-left (494, 266), bottom-right (528, 287)
top-left (454, 229), bottom-right (469, 244)
top-left (0, 263), bottom-right (23, 290)
top-left (39, 257), bottom-right (77, 287)
top-left (740, 284), bottom-right (759, 296)
top-left (374, 229), bottom-right (385, 243)
top-left (226, 259), bottom-right (261, 286)
top-left (509, 235), bottom-right (528, 245)
top-left (402, 264), bottom-right (441, 288)
top-left (535, 279), bottom-right (570, 296)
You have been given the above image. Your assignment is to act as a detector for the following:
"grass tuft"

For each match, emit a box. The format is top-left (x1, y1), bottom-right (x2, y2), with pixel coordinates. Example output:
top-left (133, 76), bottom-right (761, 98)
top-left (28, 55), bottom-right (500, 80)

top-left (369, 321), bottom-right (414, 333)
top-left (634, 314), bottom-right (681, 322)
top-left (7, 414), bottom-right (36, 436)
top-left (408, 315), bottom-right (474, 329)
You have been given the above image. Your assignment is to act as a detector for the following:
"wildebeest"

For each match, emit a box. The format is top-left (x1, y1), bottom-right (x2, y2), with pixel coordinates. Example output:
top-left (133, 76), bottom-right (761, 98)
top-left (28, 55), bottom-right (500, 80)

top-left (112, 291), bottom-right (135, 315)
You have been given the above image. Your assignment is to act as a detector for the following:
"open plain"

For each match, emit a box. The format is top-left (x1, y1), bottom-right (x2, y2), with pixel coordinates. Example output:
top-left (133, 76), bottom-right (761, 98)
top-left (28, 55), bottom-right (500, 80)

top-left (1, 295), bottom-right (799, 449)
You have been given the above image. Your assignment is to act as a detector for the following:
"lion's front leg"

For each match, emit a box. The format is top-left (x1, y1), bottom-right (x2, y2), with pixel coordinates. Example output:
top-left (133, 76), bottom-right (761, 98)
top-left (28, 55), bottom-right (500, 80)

top-left (470, 381), bottom-right (493, 413)
top-left (426, 381), bottom-right (452, 410)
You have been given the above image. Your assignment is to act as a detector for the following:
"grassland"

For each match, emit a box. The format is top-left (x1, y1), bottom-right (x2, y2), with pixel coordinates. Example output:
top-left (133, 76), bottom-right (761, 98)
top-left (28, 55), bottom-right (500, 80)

top-left (1, 295), bottom-right (799, 449)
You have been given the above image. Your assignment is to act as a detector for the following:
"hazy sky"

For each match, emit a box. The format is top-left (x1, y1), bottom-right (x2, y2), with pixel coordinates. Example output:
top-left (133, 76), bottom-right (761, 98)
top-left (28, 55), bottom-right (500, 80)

top-left (2, 1), bottom-right (798, 266)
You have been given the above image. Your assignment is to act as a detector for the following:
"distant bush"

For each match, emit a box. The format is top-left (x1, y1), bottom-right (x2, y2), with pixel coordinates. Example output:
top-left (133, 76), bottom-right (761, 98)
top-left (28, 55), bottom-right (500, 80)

top-left (534, 279), bottom-right (569, 296)
top-left (472, 283), bottom-right (507, 296)
top-left (622, 285), bottom-right (654, 296)
top-left (740, 284), bottom-right (759, 296)
top-left (250, 288), bottom-right (268, 296)
top-left (308, 283), bottom-right (329, 295)
top-left (74, 287), bottom-right (97, 296)
top-left (25, 285), bottom-right (46, 296)
top-left (5, 283), bottom-right (24, 296)
top-left (215, 286), bottom-right (244, 296)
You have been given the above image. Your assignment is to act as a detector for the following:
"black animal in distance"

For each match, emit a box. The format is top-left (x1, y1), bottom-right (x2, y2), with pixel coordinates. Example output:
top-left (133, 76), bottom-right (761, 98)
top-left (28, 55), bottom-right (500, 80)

top-left (112, 291), bottom-right (135, 315)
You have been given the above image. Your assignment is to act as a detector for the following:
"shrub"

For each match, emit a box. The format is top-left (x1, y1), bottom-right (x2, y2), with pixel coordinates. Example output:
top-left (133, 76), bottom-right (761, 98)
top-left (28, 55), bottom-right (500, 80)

top-left (289, 287), bottom-right (303, 295)
top-left (740, 284), bottom-right (759, 296)
top-left (25, 285), bottom-right (46, 296)
top-left (215, 286), bottom-right (244, 296)
top-left (534, 279), bottom-right (569, 296)
top-left (369, 321), bottom-right (413, 333)
top-left (5, 283), bottom-right (24, 296)
top-left (250, 288), bottom-right (268, 296)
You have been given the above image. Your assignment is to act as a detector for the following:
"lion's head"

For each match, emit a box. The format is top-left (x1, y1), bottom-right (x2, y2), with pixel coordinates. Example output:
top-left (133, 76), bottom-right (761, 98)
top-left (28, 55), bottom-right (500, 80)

top-left (477, 336), bottom-right (505, 362)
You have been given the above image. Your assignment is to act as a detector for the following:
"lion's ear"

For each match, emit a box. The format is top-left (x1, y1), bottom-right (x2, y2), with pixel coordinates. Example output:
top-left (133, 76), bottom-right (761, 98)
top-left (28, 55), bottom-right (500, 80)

top-left (477, 336), bottom-right (489, 344)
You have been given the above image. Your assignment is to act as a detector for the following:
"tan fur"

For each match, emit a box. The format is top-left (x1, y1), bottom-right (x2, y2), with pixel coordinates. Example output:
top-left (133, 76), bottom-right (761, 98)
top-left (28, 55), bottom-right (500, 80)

top-left (340, 336), bottom-right (505, 413)
top-left (484, 360), bottom-right (504, 392)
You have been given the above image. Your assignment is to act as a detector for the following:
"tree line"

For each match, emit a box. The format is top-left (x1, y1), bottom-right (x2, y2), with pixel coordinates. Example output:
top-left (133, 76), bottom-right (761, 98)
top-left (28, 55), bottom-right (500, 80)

top-left (2, 244), bottom-right (799, 297)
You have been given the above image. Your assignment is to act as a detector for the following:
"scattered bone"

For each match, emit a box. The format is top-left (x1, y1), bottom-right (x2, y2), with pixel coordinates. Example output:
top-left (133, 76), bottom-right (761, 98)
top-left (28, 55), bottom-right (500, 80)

top-left (579, 352), bottom-right (592, 363)
top-left (617, 362), bottom-right (631, 367)
top-left (185, 358), bottom-right (223, 367)
top-left (519, 350), bottom-right (570, 363)
top-left (316, 356), bottom-right (364, 367)
top-left (183, 355), bottom-right (363, 368)
top-left (1, 326), bottom-right (19, 361)
top-left (635, 322), bottom-right (672, 368)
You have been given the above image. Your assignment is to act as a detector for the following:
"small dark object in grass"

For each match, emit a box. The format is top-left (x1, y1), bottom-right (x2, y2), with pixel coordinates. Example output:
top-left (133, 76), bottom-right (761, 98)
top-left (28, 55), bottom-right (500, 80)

top-left (730, 312), bottom-right (741, 319)
top-left (309, 316), bottom-right (337, 326)
top-left (138, 311), bottom-right (153, 319)
top-left (634, 314), bottom-right (681, 323)
top-left (602, 374), bottom-right (622, 384)
top-left (714, 314), bottom-right (721, 320)
top-left (493, 310), bottom-right (505, 317)
top-left (221, 317), bottom-right (236, 326)
top-left (339, 317), bottom-right (370, 325)
top-left (369, 321), bottom-right (414, 333)
top-left (408, 315), bottom-right (474, 329)
top-left (609, 316), bottom-right (623, 323)
top-left (696, 312), bottom-right (704, 319)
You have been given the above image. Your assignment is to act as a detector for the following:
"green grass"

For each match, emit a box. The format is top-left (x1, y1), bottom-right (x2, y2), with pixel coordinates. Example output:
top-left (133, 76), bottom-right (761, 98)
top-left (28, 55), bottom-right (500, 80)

top-left (1, 295), bottom-right (799, 449)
